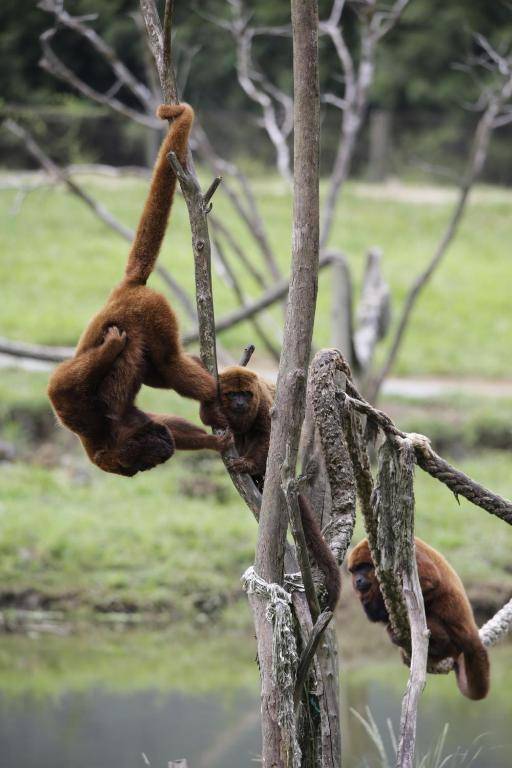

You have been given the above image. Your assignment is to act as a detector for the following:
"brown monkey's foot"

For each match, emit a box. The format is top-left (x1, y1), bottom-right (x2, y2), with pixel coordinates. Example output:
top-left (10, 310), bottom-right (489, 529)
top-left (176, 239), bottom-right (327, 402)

top-left (103, 325), bottom-right (127, 349)
top-left (227, 456), bottom-right (256, 474)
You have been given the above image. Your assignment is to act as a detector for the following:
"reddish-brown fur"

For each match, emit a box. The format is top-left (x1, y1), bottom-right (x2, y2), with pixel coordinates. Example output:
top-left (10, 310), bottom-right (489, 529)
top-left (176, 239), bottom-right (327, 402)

top-left (218, 366), bottom-right (340, 610)
top-left (48, 104), bottom-right (229, 477)
top-left (218, 366), bottom-right (275, 487)
top-left (348, 537), bottom-right (490, 700)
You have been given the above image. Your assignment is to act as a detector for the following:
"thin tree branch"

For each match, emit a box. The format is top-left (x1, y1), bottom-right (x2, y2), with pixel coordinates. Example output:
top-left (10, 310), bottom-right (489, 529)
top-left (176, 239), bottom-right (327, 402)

top-left (239, 343), bottom-right (255, 366)
top-left (213, 0), bottom-right (293, 183)
top-left (39, 26), bottom-right (158, 128)
top-left (193, 123), bottom-right (282, 280)
top-left (139, 0), bottom-right (262, 517)
top-left (38, 0), bottom-right (155, 109)
top-left (319, 0), bottom-right (409, 249)
top-left (337, 382), bottom-right (512, 523)
top-left (211, 236), bottom-right (280, 360)
top-left (370, 64), bottom-right (512, 400)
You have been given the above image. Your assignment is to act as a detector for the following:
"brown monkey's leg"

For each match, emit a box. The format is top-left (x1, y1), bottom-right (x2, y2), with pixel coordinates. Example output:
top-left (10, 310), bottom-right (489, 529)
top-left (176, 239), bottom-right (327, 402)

top-left (149, 414), bottom-right (232, 452)
top-left (160, 354), bottom-right (218, 401)
top-left (424, 616), bottom-right (456, 660)
top-left (162, 355), bottom-right (228, 429)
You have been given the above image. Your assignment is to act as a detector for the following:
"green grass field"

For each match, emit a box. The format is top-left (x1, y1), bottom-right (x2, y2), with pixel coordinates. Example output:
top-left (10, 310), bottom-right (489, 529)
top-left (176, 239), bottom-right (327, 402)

top-left (1, 174), bottom-right (512, 377)
top-left (1, 441), bottom-right (511, 614)
top-left (1, 173), bottom-right (511, 620)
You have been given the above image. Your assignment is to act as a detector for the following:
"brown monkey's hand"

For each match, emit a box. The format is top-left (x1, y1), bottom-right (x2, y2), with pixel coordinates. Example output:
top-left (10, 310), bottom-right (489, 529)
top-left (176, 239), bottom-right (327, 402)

top-left (227, 456), bottom-right (256, 474)
top-left (103, 326), bottom-right (127, 350)
top-left (215, 429), bottom-right (234, 453)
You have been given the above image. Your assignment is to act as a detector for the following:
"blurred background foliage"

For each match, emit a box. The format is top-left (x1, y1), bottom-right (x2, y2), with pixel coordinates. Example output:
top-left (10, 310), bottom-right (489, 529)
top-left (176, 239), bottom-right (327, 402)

top-left (2, 0), bottom-right (512, 179)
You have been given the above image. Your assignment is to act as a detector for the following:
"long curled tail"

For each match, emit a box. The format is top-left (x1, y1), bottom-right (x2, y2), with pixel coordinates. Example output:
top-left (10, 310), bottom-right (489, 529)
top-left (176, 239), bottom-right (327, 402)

top-left (124, 103), bottom-right (194, 285)
top-left (454, 642), bottom-right (490, 700)
top-left (298, 494), bottom-right (341, 611)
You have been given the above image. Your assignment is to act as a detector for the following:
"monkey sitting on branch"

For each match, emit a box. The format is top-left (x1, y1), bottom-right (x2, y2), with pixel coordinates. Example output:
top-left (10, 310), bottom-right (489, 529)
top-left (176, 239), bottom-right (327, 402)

top-left (348, 537), bottom-right (490, 700)
top-left (48, 103), bottom-right (230, 477)
top-left (218, 363), bottom-right (340, 611)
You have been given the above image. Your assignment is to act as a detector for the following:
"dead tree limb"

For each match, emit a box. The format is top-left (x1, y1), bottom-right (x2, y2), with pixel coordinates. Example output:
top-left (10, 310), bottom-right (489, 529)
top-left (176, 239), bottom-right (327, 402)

top-left (319, 0), bottom-right (410, 249)
top-left (220, 0), bottom-right (293, 184)
top-left (211, 237), bottom-right (280, 360)
top-left (370, 59), bottom-right (512, 400)
top-left (193, 124), bottom-right (282, 281)
top-left (0, 337), bottom-right (74, 364)
top-left (373, 438), bottom-right (428, 768)
top-left (353, 248), bottom-right (391, 373)
top-left (337, 383), bottom-right (512, 524)
top-left (38, 0), bottom-right (155, 111)
top-left (239, 344), bottom-right (255, 367)
top-left (309, 349), bottom-right (356, 565)
top-left (38, 6), bottom-right (159, 129)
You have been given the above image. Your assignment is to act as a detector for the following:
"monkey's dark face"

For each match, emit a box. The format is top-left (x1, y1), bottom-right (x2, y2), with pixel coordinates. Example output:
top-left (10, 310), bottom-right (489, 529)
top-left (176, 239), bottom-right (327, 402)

top-left (351, 564), bottom-right (373, 594)
top-left (349, 562), bottom-right (389, 624)
top-left (224, 389), bottom-right (253, 415)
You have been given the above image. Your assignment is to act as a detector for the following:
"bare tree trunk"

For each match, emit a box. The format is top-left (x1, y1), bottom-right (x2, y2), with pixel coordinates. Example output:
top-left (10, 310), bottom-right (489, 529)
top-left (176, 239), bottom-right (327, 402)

top-left (249, 1), bottom-right (320, 764)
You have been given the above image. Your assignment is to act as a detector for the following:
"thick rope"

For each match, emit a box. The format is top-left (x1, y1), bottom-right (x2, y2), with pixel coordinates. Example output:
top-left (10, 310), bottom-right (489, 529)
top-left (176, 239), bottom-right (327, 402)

top-left (412, 438), bottom-right (512, 525)
top-left (241, 566), bottom-right (301, 768)
top-left (480, 596), bottom-right (512, 647)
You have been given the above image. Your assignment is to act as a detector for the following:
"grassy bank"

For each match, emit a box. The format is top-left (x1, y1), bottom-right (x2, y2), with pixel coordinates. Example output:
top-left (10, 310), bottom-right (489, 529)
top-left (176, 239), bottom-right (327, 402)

top-left (1, 175), bottom-right (512, 377)
top-left (1, 427), bottom-right (511, 618)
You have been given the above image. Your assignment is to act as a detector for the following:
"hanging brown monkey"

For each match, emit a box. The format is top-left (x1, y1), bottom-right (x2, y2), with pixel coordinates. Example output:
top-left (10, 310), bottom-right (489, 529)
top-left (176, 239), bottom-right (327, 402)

top-left (348, 537), bottom-right (490, 700)
top-left (218, 364), bottom-right (341, 610)
top-left (48, 103), bottom-right (230, 477)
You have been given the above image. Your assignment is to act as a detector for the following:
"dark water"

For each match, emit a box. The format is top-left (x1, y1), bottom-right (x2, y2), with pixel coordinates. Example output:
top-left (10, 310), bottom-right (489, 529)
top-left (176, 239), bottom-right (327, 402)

top-left (0, 630), bottom-right (511, 768)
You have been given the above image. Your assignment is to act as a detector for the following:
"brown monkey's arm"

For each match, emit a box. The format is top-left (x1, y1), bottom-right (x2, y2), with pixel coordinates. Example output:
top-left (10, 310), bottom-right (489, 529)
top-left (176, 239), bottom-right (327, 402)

top-left (124, 103), bottom-right (194, 286)
top-left (228, 430), bottom-right (270, 475)
top-left (49, 327), bottom-right (126, 398)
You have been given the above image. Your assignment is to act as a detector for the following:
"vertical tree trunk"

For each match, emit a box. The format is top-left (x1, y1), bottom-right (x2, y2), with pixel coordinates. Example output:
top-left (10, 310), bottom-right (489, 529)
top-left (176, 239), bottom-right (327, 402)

top-left (248, 1), bottom-right (320, 765)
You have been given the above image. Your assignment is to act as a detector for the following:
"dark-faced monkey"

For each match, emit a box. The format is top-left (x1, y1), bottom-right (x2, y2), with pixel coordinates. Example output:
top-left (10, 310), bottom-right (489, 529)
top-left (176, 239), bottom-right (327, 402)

top-left (348, 537), bottom-right (490, 700)
top-left (218, 364), bottom-right (340, 611)
top-left (48, 103), bottom-right (230, 477)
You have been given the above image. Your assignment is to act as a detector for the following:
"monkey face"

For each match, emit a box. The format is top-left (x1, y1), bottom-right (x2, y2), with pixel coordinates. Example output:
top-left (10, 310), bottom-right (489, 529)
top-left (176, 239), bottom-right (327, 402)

top-left (350, 564), bottom-right (373, 594)
top-left (224, 389), bottom-right (254, 415)
top-left (348, 562), bottom-right (389, 623)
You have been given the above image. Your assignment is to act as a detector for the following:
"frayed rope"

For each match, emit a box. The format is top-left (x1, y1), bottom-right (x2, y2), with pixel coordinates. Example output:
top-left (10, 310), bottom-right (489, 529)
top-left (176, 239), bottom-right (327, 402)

top-left (242, 565), bottom-right (301, 768)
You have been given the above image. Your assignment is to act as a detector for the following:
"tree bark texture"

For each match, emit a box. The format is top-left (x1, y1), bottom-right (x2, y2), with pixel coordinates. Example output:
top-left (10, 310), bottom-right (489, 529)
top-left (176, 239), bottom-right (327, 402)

top-left (250, 1), bottom-right (320, 764)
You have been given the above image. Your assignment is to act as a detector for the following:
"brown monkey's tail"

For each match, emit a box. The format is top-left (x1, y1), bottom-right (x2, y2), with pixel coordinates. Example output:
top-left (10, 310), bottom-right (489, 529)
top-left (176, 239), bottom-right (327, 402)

top-left (124, 103), bottom-right (194, 286)
top-left (454, 642), bottom-right (490, 700)
top-left (298, 494), bottom-right (341, 611)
